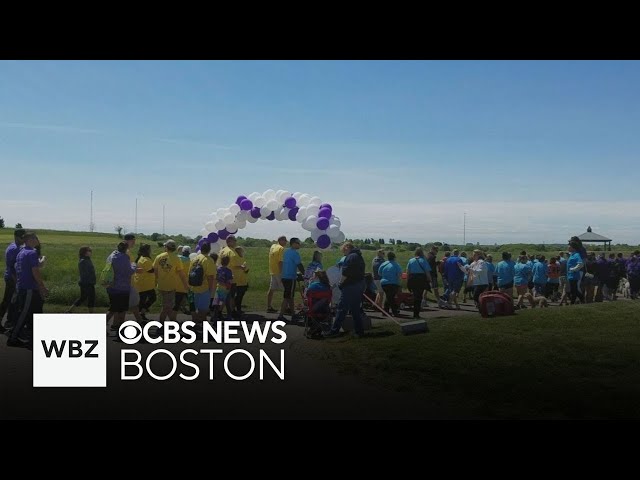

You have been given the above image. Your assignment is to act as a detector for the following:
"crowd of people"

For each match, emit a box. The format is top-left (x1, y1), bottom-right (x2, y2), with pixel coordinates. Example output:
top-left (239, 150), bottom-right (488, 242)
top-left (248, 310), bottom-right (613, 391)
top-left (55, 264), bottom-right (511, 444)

top-left (1, 228), bottom-right (640, 347)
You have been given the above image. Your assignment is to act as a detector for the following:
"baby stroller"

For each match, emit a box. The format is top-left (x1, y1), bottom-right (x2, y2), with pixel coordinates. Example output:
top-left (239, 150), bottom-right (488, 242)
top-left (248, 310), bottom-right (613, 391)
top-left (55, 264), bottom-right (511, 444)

top-left (303, 289), bottom-right (333, 339)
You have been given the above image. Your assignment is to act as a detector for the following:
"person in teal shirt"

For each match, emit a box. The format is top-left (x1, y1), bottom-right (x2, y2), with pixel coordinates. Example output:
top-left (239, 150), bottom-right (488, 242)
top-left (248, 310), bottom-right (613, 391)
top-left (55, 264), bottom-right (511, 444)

top-left (379, 251), bottom-right (402, 316)
top-left (406, 248), bottom-right (432, 318)
top-left (514, 255), bottom-right (535, 309)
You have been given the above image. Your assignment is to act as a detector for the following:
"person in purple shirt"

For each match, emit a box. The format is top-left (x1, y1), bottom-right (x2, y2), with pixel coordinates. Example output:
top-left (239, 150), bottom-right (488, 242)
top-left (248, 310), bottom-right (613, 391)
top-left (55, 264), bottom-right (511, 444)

top-left (627, 251), bottom-right (640, 299)
top-left (106, 241), bottom-right (137, 331)
top-left (0, 228), bottom-right (26, 333)
top-left (8, 232), bottom-right (48, 347)
top-left (594, 253), bottom-right (610, 301)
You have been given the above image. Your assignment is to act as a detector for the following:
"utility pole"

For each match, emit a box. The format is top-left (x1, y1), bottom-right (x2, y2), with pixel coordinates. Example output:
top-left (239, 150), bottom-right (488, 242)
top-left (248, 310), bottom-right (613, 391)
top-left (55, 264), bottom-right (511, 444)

top-left (135, 197), bottom-right (138, 234)
top-left (89, 190), bottom-right (94, 232)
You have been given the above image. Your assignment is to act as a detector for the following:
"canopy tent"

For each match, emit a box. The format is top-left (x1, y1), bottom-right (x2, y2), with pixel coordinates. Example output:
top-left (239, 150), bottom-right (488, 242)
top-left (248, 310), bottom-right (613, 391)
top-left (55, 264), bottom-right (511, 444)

top-left (575, 226), bottom-right (612, 251)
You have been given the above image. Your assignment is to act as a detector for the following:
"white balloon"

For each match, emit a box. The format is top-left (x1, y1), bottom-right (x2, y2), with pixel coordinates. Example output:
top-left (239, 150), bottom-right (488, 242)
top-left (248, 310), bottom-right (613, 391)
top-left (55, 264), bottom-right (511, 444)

top-left (210, 241), bottom-right (221, 253)
top-left (298, 194), bottom-right (311, 207)
top-left (278, 190), bottom-right (291, 203)
top-left (189, 252), bottom-right (198, 261)
top-left (281, 207), bottom-right (290, 220)
top-left (336, 231), bottom-right (346, 243)
top-left (327, 224), bottom-right (340, 239)
top-left (216, 208), bottom-right (226, 218)
top-left (227, 227), bottom-right (238, 235)
top-left (214, 220), bottom-right (225, 231)
top-left (266, 199), bottom-right (279, 211)
top-left (229, 204), bottom-right (241, 215)
top-left (236, 210), bottom-right (248, 221)
top-left (205, 221), bottom-right (216, 232)
top-left (248, 192), bottom-right (260, 201)
top-left (223, 213), bottom-right (235, 225)
top-left (247, 215), bottom-right (259, 223)
top-left (263, 189), bottom-right (276, 200)
top-left (311, 229), bottom-right (323, 241)
top-left (304, 215), bottom-right (318, 230)
top-left (227, 221), bottom-right (238, 231)
top-left (260, 206), bottom-right (272, 218)
top-left (332, 218), bottom-right (341, 228)
top-left (306, 205), bottom-right (320, 217)
top-left (292, 192), bottom-right (302, 200)
top-left (309, 196), bottom-right (322, 207)
top-left (237, 219), bottom-right (247, 229)
top-left (254, 196), bottom-right (266, 208)
top-left (199, 228), bottom-right (208, 237)
top-left (320, 244), bottom-right (333, 252)
top-left (296, 207), bottom-right (308, 222)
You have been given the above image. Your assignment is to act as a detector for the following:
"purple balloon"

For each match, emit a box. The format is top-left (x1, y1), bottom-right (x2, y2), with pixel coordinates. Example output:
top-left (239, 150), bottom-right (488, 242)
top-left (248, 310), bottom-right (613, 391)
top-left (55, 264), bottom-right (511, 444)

top-left (266, 211), bottom-right (275, 221)
top-left (319, 203), bottom-right (332, 213)
top-left (318, 207), bottom-right (332, 219)
top-left (250, 207), bottom-right (262, 219)
top-left (316, 234), bottom-right (331, 249)
top-left (284, 196), bottom-right (297, 209)
top-left (218, 229), bottom-right (230, 240)
top-left (240, 199), bottom-right (253, 211)
top-left (316, 217), bottom-right (330, 231)
top-left (198, 239), bottom-right (206, 248)
top-left (236, 195), bottom-right (247, 206)
top-left (288, 207), bottom-right (299, 221)
top-left (207, 232), bottom-right (219, 243)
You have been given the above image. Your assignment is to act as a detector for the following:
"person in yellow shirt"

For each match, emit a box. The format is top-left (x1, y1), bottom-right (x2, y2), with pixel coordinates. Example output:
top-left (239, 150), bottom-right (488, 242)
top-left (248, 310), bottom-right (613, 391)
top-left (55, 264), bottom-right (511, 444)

top-left (189, 242), bottom-right (217, 325)
top-left (267, 235), bottom-right (287, 313)
top-left (153, 239), bottom-right (188, 322)
top-left (219, 235), bottom-right (243, 316)
top-left (174, 246), bottom-right (192, 316)
top-left (134, 243), bottom-right (156, 322)
top-left (234, 246), bottom-right (250, 317)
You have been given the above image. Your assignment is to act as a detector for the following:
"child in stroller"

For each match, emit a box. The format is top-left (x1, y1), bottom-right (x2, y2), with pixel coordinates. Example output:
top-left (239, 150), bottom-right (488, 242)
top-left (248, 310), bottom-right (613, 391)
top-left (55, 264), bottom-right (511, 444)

top-left (303, 270), bottom-right (333, 339)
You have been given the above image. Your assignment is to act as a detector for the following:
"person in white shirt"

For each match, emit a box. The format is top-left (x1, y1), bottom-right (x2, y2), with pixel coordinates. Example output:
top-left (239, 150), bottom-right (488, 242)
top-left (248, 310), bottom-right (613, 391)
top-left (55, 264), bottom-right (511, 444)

top-left (467, 249), bottom-right (490, 309)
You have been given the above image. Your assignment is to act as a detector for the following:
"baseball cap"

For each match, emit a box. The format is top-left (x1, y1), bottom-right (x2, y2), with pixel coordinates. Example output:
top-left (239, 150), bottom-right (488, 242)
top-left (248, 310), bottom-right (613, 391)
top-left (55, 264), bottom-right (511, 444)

top-left (124, 233), bottom-right (136, 240)
top-left (164, 239), bottom-right (177, 248)
top-left (182, 246), bottom-right (191, 254)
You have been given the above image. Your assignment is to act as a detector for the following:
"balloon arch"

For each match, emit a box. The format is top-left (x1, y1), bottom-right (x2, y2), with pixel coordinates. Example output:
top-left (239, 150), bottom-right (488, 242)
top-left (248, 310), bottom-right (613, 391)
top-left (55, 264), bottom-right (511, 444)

top-left (197, 189), bottom-right (345, 254)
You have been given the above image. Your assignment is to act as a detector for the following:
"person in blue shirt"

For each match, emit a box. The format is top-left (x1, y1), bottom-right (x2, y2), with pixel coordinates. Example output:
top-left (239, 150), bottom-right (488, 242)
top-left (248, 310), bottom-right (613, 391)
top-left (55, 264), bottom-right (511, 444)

top-left (532, 255), bottom-right (548, 297)
top-left (304, 250), bottom-right (324, 285)
top-left (566, 241), bottom-right (586, 304)
top-left (0, 228), bottom-right (26, 333)
top-left (514, 255), bottom-right (535, 309)
top-left (485, 254), bottom-right (497, 290)
top-left (278, 238), bottom-right (306, 323)
top-left (406, 248), bottom-right (432, 319)
top-left (495, 251), bottom-right (515, 295)
top-left (441, 250), bottom-right (466, 310)
top-left (378, 251), bottom-right (403, 316)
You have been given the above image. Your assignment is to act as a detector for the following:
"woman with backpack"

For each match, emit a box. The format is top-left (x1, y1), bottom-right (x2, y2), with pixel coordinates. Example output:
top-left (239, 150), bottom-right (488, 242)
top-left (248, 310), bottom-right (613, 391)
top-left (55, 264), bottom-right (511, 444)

top-left (66, 246), bottom-right (96, 313)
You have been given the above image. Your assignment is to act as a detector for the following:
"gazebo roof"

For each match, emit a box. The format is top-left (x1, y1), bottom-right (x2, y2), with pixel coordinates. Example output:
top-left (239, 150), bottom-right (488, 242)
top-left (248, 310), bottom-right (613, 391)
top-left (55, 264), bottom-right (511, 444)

top-left (577, 226), bottom-right (611, 242)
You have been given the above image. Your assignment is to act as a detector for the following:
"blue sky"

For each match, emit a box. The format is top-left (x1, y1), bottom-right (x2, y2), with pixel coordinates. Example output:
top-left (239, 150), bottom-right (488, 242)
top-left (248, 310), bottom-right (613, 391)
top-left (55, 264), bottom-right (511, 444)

top-left (0, 60), bottom-right (639, 244)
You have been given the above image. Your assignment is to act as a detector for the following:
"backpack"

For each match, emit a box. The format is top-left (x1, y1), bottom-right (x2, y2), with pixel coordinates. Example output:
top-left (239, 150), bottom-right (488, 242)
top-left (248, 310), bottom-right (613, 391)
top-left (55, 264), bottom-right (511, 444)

top-left (189, 258), bottom-right (204, 287)
top-left (99, 254), bottom-right (114, 287)
top-left (478, 291), bottom-right (515, 318)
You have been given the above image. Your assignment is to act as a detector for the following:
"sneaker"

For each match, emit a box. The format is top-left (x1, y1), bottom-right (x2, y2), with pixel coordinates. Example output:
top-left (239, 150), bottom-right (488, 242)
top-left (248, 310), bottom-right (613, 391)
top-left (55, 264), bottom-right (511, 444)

top-left (266, 307), bottom-right (277, 314)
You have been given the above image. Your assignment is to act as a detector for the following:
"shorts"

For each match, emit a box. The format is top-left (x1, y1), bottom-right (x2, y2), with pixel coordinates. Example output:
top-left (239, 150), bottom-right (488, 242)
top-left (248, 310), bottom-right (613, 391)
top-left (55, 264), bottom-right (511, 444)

top-left (128, 285), bottom-right (140, 309)
top-left (430, 272), bottom-right (438, 287)
top-left (108, 292), bottom-right (129, 313)
top-left (173, 291), bottom-right (187, 311)
top-left (448, 278), bottom-right (463, 294)
top-left (215, 287), bottom-right (230, 303)
top-left (269, 274), bottom-right (283, 290)
top-left (374, 279), bottom-right (382, 292)
top-left (160, 290), bottom-right (175, 309)
top-left (498, 282), bottom-right (514, 290)
top-left (193, 291), bottom-right (211, 312)
top-left (282, 278), bottom-right (295, 299)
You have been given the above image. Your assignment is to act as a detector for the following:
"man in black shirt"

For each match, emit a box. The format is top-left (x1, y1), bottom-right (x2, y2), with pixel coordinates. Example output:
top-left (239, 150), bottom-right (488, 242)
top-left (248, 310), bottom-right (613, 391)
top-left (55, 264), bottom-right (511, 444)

top-left (324, 242), bottom-right (366, 338)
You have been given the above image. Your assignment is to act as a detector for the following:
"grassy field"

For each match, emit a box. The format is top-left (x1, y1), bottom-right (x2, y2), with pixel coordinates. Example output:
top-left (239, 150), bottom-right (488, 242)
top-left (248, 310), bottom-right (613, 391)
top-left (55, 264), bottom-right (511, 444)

top-left (307, 301), bottom-right (640, 418)
top-left (0, 228), bottom-right (637, 311)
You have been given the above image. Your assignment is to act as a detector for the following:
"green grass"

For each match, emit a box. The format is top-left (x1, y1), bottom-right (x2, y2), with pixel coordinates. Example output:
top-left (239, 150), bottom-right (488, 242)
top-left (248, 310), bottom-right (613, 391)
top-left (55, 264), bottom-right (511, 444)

top-left (309, 301), bottom-right (640, 418)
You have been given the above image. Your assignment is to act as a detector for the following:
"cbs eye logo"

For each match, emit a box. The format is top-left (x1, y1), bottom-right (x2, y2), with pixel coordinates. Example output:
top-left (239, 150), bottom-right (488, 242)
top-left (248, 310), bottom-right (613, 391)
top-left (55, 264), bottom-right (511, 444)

top-left (118, 321), bottom-right (143, 345)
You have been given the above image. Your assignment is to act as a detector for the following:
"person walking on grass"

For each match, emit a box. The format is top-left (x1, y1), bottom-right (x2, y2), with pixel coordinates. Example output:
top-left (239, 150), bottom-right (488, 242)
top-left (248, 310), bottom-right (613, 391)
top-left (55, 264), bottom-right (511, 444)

top-left (106, 241), bottom-right (136, 334)
top-left (189, 241), bottom-right (217, 327)
top-left (372, 249), bottom-right (386, 308)
top-left (0, 228), bottom-right (26, 333)
top-left (626, 251), bottom-right (640, 300)
top-left (106, 233), bottom-right (143, 328)
top-left (154, 239), bottom-right (188, 323)
top-left (566, 241), bottom-right (586, 305)
top-left (378, 251), bottom-right (403, 317)
top-left (233, 246), bottom-right (250, 317)
top-left (134, 243), bottom-right (156, 321)
top-left (440, 250), bottom-right (466, 310)
top-left (514, 255), bottom-right (535, 309)
top-left (174, 246), bottom-right (191, 316)
top-left (467, 250), bottom-right (490, 309)
top-left (66, 246), bottom-right (96, 313)
top-left (426, 246), bottom-right (440, 304)
top-left (267, 235), bottom-right (287, 313)
top-left (277, 238), bottom-right (305, 324)
top-left (7, 232), bottom-right (47, 348)
top-left (495, 252), bottom-right (515, 297)
top-left (406, 248), bottom-right (431, 319)
top-left (219, 235), bottom-right (242, 316)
